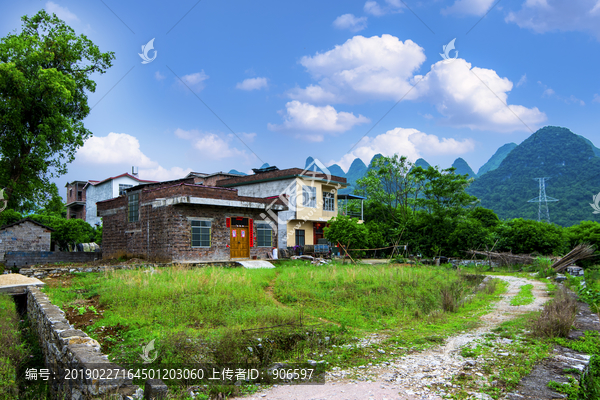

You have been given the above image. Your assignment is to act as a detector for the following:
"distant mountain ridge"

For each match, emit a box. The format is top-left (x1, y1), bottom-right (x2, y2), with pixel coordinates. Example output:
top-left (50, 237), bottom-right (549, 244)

top-left (477, 143), bottom-right (517, 176)
top-left (230, 126), bottom-right (600, 226)
top-left (468, 126), bottom-right (600, 226)
top-left (452, 157), bottom-right (476, 178)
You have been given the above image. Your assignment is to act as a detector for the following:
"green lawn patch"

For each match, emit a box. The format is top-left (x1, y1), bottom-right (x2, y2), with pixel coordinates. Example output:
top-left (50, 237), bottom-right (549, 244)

top-left (511, 284), bottom-right (534, 306)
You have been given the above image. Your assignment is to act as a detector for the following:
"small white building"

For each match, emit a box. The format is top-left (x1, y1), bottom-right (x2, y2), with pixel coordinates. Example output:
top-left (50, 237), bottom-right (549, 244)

top-left (66, 171), bottom-right (157, 226)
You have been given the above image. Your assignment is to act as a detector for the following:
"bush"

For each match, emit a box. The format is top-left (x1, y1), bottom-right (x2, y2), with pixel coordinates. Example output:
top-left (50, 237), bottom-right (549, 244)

top-left (531, 286), bottom-right (577, 338)
top-left (440, 280), bottom-right (465, 312)
top-left (0, 296), bottom-right (24, 398)
top-left (496, 218), bottom-right (568, 255)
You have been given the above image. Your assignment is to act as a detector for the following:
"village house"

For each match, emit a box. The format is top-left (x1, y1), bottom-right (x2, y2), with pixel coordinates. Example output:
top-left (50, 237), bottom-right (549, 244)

top-left (96, 178), bottom-right (286, 262)
top-left (65, 169), bottom-right (158, 226)
top-left (0, 218), bottom-right (54, 262)
top-left (216, 166), bottom-right (348, 248)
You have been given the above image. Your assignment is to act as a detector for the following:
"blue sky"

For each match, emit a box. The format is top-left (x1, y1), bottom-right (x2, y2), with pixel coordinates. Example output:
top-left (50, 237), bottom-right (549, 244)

top-left (2, 0), bottom-right (600, 195)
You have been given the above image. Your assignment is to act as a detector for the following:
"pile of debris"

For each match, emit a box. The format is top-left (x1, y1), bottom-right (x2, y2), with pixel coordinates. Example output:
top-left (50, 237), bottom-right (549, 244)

top-left (464, 250), bottom-right (542, 267)
top-left (551, 244), bottom-right (596, 272)
top-left (290, 255), bottom-right (330, 266)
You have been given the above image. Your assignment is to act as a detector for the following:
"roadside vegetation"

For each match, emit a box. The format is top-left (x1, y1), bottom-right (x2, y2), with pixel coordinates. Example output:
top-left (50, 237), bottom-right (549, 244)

top-left (42, 260), bottom-right (504, 397)
top-left (0, 295), bottom-right (48, 399)
top-left (510, 284), bottom-right (534, 306)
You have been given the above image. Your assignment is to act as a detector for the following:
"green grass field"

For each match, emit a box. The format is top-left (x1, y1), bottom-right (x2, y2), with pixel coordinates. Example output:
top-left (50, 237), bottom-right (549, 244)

top-left (43, 261), bottom-right (504, 365)
top-left (41, 260), bottom-right (508, 398)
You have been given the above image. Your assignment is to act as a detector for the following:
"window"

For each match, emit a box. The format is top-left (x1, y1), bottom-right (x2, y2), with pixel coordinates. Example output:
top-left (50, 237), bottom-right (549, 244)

top-left (295, 229), bottom-right (305, 246)
top-left (77, 191), bottom-right (83, 201)
top-left (119, 184), bottom-right (133, 196)
top-left (256, 222), bottom-right (273, 247)
top-left (323, 191), bottom-right (335, 211)
top-left (301, 186), bottom-right (316, 208)
top-left (191, 220), bottom-right (211, 247)
top-left (128, 193), bottom-right (139, 222)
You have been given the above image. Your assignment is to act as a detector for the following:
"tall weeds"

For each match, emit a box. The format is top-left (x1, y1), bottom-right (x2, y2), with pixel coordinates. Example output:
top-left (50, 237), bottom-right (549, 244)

top-left (532, 286), bottom-right (577, 338)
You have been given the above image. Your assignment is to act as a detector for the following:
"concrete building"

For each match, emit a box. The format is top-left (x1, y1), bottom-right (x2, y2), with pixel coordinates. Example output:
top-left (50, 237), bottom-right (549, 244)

top-left (96, 179), bottom-right (286, 262)
top-left (66, 172), bottom-right (158, 226)
top-left (216, 167), bottom-right (348, 248)
top-left (185, 171), bottom-right (245, 186)
top-left (0, 218), bottom-right (54, 262)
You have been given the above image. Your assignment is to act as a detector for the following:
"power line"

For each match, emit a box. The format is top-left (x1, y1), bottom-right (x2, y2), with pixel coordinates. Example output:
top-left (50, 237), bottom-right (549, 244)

top-left (527, 177), bottom-right (558, 223)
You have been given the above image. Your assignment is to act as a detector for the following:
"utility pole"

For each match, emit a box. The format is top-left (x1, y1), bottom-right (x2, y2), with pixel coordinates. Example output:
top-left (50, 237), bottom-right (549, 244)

top-left (527, 177), bottom-right (558, 223)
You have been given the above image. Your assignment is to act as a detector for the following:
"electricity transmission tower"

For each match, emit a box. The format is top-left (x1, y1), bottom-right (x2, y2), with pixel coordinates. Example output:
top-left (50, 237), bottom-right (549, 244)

top-left (527, 177), bottom-right (558, 223)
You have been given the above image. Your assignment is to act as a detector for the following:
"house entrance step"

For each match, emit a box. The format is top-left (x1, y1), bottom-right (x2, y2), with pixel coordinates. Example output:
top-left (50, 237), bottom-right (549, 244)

top-left (236, 260), bottom-right (276, 269)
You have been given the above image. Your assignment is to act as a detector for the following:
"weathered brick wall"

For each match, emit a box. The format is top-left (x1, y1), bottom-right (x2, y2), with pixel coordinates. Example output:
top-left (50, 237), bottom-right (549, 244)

top-left (5, 251), bottom-right (100, 267)
top-left (0, 221), bottom-right (52, 261)
top-left (98, 184), bottom-right (279, 261)
top-left (27, 286), bottom-right (141, 399)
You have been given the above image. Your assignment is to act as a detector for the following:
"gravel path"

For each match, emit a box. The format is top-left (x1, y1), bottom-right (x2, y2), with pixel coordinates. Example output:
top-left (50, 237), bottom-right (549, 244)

top-left (231, 275), bottom-right (551, 400)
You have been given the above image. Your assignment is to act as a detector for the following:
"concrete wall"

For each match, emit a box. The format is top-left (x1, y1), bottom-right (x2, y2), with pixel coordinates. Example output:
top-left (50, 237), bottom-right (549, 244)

top-left (233, 178), bottom-right (342, 247)
top-left (111, 176), bottom-right (141, 198)
top-left (86, 182), bottom-right (113, 226)
top-left (5, 251), bottom-right (100, 267)
top-left (26, 286), bottom-right (141, 399)
top-left (233, 178), bottom-right (297, 200)
top-left (0, 221), bottom-right (52, 261)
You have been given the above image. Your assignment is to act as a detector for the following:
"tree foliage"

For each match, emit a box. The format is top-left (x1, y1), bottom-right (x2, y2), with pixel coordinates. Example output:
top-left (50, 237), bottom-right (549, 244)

top-left (0, 10), bottom-right (114, 209)
top-left (29, 214), bottom-right (96, 251)
top-left (324, 215), bottom-right (368, 251)
top-left (495, 218), bottom-right (567, 255)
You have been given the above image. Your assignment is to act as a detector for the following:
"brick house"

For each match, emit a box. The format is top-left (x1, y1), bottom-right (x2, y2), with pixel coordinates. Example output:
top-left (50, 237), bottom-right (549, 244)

top-left (0, 218), bottom-right (54, 262)
top-left (66, 171), bottom-right (158, 226)
top-left (97, 179), bottom-right (286, 262)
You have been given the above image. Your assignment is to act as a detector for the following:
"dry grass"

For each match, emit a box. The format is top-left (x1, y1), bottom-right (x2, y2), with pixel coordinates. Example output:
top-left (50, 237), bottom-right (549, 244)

top-left (531, 286), bottom-right (577, 338)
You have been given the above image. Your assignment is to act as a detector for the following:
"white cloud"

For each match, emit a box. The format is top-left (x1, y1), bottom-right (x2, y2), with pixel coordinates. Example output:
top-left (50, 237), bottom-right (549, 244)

top-left (77, 133), bottom-right (158, 168)
top-left (241, 132), bottom-right (257, 142)
top-left (179, 71), bottom-right (209, 91)
top-left (291, 35), bottom-right (545, 133)
top-left (412, 59), bottom-right (547, 132)
top-left (330, 127), bottom-right (475, 171)
top-left (333, 14), bottom-right (368, 32)
top-left (174, 128), bottom-right (253, 160)
top-left (236, 77), bottom-right (268, 91)
top-left (364, 0), bottom-right (404, 16)
top-left (516, 74), bottom-right (527, 87)
top-left (542, 88), bottom-right (555, 97)
top-left (594, 93), bottom-right (600, 103)
top-left (441, 0), bottom-right (496, 16)
top-left (139, 166), bottom-right (193, 182)
top-left (567, 95), bottom-right (586, 106)
top-left (268, 101), bottom-right (370, 141)
top-left (289, 35), bottom-right (426, 103)
top-left (506, 0), bottom-right (600, 40)
top-left (538, 81), bottom-right (585, 105)
top-left (193, 133), bottom-right (246, 158)
top-left (155, 71), bottom-right (166, 81)
top-left (45, 1), bottom-right (79, 23)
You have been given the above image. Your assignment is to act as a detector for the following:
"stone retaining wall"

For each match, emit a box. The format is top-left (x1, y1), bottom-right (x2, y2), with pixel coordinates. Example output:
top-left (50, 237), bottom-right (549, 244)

top-left (19, 263), bottom-right (158, 279)
top-left (26, 286), bottom-right (142, 399)
top-left (6, 251), bottom-right (101, 267)
top-left (507, 295), bottom-right (600, 399)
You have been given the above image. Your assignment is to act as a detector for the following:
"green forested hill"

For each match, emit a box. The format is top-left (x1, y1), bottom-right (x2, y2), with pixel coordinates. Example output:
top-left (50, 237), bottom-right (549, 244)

top-left (477, 142), bottom-right (517, 176)
top-left (468, 126), bottom-right (600, 227)
top-left (452, 157), bottom-right (477, 178)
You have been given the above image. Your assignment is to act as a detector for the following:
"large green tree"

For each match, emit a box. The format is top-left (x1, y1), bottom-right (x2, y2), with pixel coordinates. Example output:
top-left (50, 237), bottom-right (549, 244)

top-left (0, 10), bottom-right (114, 209)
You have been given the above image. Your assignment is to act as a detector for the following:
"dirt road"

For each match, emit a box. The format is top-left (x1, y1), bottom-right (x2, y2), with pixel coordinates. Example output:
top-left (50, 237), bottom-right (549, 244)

top-left (231, 275), bottom-right (551, 400)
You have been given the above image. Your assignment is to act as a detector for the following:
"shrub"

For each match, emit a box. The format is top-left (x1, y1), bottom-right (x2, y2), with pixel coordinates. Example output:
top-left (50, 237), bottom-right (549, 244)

top-left (531, 286), bottom-right (577, 338)
top-left (440, 280), bottom-right (466, 312)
